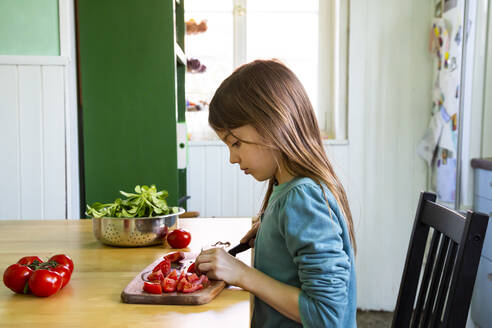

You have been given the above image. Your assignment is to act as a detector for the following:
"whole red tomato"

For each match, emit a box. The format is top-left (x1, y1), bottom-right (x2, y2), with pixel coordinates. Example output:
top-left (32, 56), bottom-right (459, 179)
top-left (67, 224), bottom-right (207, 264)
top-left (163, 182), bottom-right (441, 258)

top-left (17, 256), bottom-right (44, 266)
top-left (3, 264), bottom-right (33, 294)
top-left (28, 269), bottom-right (62, 297)
top-left (167, 229), bottom-right (191, 249)
top-left (49, 254), bottom-right (74, 273)
top-left (50, 265), bottom-right (71, 288)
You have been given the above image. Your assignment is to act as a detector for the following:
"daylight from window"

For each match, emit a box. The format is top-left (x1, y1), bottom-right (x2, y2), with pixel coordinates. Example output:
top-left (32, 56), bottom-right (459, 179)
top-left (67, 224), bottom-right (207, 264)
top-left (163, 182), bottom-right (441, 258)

top-left (184, 0), bottom-right (319, 141)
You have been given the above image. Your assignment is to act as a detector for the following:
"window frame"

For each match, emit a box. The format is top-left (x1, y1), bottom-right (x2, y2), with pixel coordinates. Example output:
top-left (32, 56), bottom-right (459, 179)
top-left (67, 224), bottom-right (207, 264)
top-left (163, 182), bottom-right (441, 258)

top-left (319, 0), bottom-right (349, 140)
top-left (186, 0), bottom-right (350, 141)
top-left (232, 0), bottom-right (349, 140)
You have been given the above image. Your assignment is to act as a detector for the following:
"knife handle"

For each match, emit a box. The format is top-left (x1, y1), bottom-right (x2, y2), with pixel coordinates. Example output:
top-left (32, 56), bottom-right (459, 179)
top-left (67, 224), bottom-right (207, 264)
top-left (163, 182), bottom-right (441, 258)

top-left (228, 242), bottom-right (251, 257)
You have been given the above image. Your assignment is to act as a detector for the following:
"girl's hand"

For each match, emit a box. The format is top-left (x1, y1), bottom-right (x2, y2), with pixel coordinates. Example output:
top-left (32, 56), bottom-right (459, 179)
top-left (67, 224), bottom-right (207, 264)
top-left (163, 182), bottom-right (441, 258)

top-left (240, 220), bottom-right (260, 248)
top-left (195, 247), bottom-right (250, 287)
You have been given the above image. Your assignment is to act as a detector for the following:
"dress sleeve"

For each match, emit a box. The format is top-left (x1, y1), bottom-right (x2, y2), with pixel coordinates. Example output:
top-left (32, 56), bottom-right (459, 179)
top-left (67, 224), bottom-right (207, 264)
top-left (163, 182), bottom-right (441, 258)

top-left (278, 184), bottom-right (351, 328)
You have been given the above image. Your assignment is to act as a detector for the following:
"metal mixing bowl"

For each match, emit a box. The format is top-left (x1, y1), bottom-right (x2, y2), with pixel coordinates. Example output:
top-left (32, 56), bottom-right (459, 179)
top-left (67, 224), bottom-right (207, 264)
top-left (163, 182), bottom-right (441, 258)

top-left (92, 208), bottom-right (185, 247)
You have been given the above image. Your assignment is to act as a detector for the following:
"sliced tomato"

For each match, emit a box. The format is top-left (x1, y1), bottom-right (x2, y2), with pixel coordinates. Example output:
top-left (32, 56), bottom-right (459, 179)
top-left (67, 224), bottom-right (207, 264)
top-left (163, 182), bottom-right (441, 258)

top-left (197, 274), bottom-right (209, 287)
top-left (152, 258), bottom-right (171, 276)
top-left (160, 258), bottom-right (172, 276)
top-left (187, 273), bottom-right (199, 283)
top-left (176, 271), bottom-right (187, 289)
top-left (187, 262), bottom-right (196, 273)
top-left (181, 280), bottom-right (192, 292)
top-left (176, 276), bottom-right (188, 292)
top-left (177, 271), bottom-right (186, 283)
top-left (143, 281), bottom-right (162, 294)
top-left (182, 281), bottom-right (203, 293)
top-left (164, 252), bottom-right (185, 263)
top-left (165, 269), bottom-right (178, 281)
top-left (162, 277), bottom-right (177, 293)
top-left (147, 270), bottom-right (164, 282)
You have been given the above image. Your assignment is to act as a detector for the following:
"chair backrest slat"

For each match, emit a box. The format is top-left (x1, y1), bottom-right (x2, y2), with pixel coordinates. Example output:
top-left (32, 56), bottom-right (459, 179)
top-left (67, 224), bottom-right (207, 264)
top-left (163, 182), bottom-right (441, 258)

top-left (430, 240), bottom-right (457, 327)
top-left (421, 235), bottom-right (450, 327)
top-left (442, 212), bottom-right (488, 327)
top-left (420, 201), bottom-right (465, 243)
top-left (411, 230), bottom-right (441, 328)
top-left (392, 192), bottom-right (489, 328)
top-left (392, 193), bottom-right (435, 327)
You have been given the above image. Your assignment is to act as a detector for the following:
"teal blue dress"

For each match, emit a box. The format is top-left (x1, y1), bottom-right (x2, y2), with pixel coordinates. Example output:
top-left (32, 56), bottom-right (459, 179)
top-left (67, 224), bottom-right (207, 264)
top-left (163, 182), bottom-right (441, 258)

top-left (251, 177), bottom-right (357, 327)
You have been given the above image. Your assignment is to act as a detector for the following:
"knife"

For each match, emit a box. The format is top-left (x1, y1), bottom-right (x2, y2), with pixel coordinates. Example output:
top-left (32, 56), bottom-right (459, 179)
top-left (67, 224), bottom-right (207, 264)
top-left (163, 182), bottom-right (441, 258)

top-left (228, 242), bottom-right (251, 257)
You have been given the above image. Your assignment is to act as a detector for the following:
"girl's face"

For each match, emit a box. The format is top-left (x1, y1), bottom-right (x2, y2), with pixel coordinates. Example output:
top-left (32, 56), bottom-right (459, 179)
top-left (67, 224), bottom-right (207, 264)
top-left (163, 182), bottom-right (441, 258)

top-left (217, 125), bottom-right (280, 182)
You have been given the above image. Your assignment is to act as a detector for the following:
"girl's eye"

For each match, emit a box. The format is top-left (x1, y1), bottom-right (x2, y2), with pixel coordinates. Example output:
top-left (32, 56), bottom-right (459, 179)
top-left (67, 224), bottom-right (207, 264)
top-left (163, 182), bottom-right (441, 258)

top-left (232, 141), bottom-right (240, 148)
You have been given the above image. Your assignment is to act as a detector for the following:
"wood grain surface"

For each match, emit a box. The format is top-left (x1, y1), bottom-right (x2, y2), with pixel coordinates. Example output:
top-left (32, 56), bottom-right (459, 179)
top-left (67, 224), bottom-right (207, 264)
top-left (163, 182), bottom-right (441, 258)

top-left (0, 218), bottom-right (253, 328)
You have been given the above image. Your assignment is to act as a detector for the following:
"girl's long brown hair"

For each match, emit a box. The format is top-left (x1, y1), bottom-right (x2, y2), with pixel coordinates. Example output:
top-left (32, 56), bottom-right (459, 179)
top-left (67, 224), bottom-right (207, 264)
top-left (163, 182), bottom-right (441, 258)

top-left (208, 59), bottom-right (356, 253)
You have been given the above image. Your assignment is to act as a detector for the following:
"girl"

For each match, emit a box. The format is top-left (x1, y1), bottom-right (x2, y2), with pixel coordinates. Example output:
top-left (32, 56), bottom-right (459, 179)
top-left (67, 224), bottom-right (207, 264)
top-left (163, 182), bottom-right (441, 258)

top-left (195, 59), bottom-right (357, 327)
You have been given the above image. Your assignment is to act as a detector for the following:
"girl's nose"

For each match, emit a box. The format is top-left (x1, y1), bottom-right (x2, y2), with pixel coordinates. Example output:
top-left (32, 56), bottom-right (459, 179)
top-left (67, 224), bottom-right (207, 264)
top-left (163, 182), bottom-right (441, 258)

top-left (229, 150), bottom-right (239, 164)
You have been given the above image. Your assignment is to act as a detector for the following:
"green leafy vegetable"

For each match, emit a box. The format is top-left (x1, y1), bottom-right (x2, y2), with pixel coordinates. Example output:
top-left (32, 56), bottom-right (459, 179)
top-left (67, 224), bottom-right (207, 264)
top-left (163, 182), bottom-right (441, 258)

top-left (86, 185), bottom-right (179, 218)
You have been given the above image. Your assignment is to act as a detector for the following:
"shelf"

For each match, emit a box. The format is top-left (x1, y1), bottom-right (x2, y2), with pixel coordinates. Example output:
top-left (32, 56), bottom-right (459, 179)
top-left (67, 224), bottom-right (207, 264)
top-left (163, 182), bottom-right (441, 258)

top-left (175, 43), bottom-right (186, 65)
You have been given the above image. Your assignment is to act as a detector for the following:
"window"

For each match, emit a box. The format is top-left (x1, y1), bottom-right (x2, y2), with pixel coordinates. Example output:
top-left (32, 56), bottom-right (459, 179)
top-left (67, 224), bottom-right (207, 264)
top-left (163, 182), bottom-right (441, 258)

top-left (184, 0), bottom-right (348, 141)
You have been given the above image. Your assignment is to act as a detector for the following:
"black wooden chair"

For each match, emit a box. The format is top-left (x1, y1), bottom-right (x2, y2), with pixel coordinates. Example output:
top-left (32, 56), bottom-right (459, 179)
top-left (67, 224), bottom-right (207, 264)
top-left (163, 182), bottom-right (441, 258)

top-left (392, 192), bottom-right (489, 328)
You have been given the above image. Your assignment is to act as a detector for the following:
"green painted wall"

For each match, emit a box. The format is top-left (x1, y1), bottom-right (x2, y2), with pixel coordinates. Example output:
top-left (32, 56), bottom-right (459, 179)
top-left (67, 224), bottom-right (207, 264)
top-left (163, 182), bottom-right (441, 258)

top-left (0, 0), bottom-right (60, 55)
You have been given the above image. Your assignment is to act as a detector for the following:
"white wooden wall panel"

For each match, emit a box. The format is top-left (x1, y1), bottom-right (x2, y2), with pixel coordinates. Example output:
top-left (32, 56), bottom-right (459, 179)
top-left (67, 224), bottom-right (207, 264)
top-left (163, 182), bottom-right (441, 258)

top-left (0, 66), bottom-right (21, 219)
top-left (187, 142), bottom-right (347, 218)
top-left (0, 63), bottom-right (68, 220)
top-left (325, 144), bottom-right (350, 188)
top-left (0, 1), bottom-right (79, 220)
top-left (221, 147), bottom-right (238, 217)
top-left (187, 145), bottom-right (205, 216)
top-left (42, 66), bottom-right (66, 219)
top-left (204, 146), bottom-right (222, 217)
top-left (18, 66), bottom-right (44, 220)
top-left (348, 0), bottom-right (431, 311)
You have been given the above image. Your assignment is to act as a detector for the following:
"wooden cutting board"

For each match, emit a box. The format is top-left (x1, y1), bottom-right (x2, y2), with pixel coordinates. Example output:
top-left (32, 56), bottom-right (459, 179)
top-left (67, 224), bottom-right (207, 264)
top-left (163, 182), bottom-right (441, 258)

top-left (121, 253), bottom-right (226, 305)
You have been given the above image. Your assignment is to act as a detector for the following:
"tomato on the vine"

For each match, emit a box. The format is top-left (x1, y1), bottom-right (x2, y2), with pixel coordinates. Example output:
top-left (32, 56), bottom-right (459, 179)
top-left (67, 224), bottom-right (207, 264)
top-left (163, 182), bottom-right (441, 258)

top-left (167, 229), bottom-right (191, 249)
top-left (49, 265), bottom-right (71, 288)
top-left (17, 256), bottom-right (43, 266)
top-left (3, 264), bottom-right (33, 294)
top-left (49, 254), bottom-right (74, 273)
top-left (28, 269), bottom-right (62, 297)
top-left (4, 254), bottom-right (74, 296)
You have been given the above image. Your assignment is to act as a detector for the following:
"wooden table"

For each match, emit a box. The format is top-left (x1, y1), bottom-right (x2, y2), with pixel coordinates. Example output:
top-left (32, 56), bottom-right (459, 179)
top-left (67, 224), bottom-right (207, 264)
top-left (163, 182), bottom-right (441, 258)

top-left (0, 218), bottom-right (252, 327)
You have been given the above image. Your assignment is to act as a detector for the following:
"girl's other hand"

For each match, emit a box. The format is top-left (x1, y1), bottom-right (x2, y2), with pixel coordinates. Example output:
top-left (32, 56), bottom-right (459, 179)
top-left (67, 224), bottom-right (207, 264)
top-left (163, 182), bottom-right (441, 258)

top-left (240, 220), bottom-right (260, 248)
top-left (195, 247), bottom-right (250, 287)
